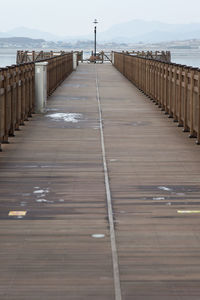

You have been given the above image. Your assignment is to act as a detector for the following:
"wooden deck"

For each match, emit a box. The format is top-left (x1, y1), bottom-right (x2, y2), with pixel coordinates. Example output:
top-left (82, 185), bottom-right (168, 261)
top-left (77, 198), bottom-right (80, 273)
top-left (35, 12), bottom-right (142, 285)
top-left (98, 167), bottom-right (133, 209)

top-left (1, 63), bottom-right (200, 299)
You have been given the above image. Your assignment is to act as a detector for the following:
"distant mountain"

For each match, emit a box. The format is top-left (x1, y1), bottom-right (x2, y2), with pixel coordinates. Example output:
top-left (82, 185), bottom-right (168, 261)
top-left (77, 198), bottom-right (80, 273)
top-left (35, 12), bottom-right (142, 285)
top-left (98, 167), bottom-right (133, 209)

top-left (0, 27), bottom-right (60, 41)
top-left (1, 21), bottom-right (200, 43)
top-left (0, 37), bottom-right (48, 48)
top-left (98, 20), bottom-right (200, 43)
top-left (61, 20), bottom-right (200, 43)
top-left (0, 37), bottom-right (45, 43)
top-left (0, 27), bottom-right (91, 43)
top-left (132, 30), bottom-right (200, 43)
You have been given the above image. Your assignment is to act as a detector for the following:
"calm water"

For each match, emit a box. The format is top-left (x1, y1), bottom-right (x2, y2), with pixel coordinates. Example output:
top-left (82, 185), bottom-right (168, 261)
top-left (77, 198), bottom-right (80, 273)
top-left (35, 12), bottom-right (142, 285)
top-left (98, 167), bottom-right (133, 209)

top-left (0, 49), bottom-right (17, 67)
top-left (0, 49), bottom-right (91, 67)
top-left (171, 49), bottom-right (200, 68)
top-left (1, 48), bottom-right (200, 68)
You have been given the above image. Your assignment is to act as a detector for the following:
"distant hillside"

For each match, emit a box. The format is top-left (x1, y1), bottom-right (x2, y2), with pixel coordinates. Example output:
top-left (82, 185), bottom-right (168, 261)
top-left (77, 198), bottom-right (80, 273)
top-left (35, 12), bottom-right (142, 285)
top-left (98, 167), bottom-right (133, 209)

top-left (0, 37), bottom-right (47, 48)
top-left (0, 37), bottom-right (45, 43)
top-left (1, 21), bottom-right (200, 44)
top-left (99, 20), bottom-right (200, 43)
top-left (0, 27), bottom-right (59, 41)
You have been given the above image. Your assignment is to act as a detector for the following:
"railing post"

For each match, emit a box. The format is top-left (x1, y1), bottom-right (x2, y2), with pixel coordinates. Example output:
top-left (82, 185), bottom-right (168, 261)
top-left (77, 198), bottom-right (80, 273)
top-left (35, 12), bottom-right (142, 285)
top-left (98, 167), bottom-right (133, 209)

top-left (183, 68), bottom-right (189, 132)
top-left (189, 69), bottom-right (195, 138)
top-left (0, 70), bottom-right (4, 151)
top-left (178, 66), bottom-right (183, 127)
top-left (173, 65), bottom-right (178, 122)
top-left (160, 63), bottom-right (164, 110)
top-left (2, 68), bottom-right (10, 143)
top-left (21, 65), bottom-right (26, 125)
top-left (123, 53), bottom-right (125, 76)
top-left (197, 70), bottom-right (200, 144)
top-left (164, 64), bottom-right (169, 114)
top-left (164, 64), bottom-right (168, 112)
top-left (35, 62), bottom-right (48, 113)
top-left (157, 62), bottom-right (161, 106)
top-left (9, 66), bottom-right (16, 136)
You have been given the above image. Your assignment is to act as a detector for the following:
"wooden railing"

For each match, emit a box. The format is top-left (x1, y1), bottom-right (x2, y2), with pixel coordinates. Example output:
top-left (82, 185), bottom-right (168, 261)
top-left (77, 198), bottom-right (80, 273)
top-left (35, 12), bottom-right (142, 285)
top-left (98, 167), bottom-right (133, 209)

top-left (17, 50), bottom-right (79, 65)
top-left (0, 62), bottom-right (35, 149)
top-left (46, 52), bottom-right (73, 96)
top-left (17, 50), bottom-right (68, 64)
top-left (0, 52), bottom-right (73, 151)
top-left (113, 52), bottom-right (200, 144)
top-left (126, 51), bottom-right (171, 63)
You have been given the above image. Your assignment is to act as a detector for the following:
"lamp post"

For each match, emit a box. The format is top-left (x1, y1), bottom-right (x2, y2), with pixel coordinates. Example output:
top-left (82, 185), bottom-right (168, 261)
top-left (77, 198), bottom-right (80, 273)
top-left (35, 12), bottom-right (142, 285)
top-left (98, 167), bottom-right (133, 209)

top-left (93, 19), bottom-right (98, 62)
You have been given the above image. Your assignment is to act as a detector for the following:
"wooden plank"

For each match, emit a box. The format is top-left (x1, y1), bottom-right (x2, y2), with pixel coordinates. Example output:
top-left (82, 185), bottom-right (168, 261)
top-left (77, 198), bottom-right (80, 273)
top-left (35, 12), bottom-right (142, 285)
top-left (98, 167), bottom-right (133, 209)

top-left (1, 63), bottom-right (200, 299)
top-left (98, 64), bottom-right (200, 299)
top-left (0, 64), bottom-right (115, 300)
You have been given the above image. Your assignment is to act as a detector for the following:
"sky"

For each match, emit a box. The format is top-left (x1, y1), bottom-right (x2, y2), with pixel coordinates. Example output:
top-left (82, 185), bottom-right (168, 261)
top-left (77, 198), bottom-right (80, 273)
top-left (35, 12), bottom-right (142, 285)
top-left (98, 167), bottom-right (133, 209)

top-left (1, 0), bottom-right (200, 36)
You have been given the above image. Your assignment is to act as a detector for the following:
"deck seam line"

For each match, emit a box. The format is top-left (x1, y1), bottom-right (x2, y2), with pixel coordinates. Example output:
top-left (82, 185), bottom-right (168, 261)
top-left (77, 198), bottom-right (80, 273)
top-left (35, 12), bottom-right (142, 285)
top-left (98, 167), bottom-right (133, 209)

top-left (95, 65), bottom-right (122, 300)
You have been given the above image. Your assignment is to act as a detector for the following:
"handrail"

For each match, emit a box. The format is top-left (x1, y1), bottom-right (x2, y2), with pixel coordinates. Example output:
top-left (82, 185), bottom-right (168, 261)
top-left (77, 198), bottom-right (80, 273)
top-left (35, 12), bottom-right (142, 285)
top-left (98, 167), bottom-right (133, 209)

top-left (113, 52), bottom-right (200, 144)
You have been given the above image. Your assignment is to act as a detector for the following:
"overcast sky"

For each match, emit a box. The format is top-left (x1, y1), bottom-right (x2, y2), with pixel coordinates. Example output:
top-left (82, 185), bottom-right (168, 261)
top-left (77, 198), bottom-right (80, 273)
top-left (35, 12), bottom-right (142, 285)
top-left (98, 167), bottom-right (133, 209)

top-left (1, 0), bottom-right (200, 36)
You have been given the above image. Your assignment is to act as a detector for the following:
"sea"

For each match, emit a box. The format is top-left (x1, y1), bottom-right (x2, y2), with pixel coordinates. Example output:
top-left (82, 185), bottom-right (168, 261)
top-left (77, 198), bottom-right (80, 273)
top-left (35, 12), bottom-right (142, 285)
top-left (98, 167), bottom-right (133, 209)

top-left (0, 49), bottom-right (17, 67)
top-left (1, 48), bottom-right (200, 68)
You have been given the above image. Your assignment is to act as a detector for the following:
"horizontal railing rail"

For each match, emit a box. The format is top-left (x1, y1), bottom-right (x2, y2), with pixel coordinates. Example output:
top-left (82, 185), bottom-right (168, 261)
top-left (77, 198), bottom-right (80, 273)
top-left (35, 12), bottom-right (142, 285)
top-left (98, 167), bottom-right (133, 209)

top-left (0, 52), bottom-right (73, 151)
top-left (113, 52), bottom-right (200, 145)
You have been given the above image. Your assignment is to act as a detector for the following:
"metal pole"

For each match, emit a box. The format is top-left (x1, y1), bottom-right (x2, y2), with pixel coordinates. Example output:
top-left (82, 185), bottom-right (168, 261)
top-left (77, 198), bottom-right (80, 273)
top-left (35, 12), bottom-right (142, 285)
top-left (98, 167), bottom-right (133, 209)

top-left (94, 26), bottom-right (97, 58)
top-left (93, 19), bottom-right (98, 64)
top-left (94, 25), bottom-right (97, 64)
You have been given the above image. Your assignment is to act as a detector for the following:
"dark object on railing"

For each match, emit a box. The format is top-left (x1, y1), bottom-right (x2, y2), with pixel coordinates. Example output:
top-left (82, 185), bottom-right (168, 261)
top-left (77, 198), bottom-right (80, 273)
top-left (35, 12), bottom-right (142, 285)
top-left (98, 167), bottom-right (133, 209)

top-left (113, 52), bottom-right (200, 144)
top-left (0, 52), bottom-right (73, 151)
top-left (75, 51), bottom-right (83, 62)
top-left (89, 51), bottom-right (111, 63)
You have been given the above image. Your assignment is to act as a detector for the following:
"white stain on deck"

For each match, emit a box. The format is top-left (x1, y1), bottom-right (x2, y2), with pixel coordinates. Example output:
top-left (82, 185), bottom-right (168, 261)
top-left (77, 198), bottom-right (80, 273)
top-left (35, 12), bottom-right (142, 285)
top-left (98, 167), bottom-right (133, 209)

top-left (46, 113), bottom-right (82, 123)
top-left (33, 189), bottom-right (49, 194)
top-left (158, 186), bottom-right (172, 192)
top-left (153, 197), bottom-right (165, 201)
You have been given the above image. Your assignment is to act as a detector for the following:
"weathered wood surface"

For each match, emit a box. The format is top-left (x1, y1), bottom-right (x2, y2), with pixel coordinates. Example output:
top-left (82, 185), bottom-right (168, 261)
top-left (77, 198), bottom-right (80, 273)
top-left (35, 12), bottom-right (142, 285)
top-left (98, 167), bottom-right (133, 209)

top-left (98, 64), bottom-right (200, 299)
top-left (1, 64), bottom-right (200, 299)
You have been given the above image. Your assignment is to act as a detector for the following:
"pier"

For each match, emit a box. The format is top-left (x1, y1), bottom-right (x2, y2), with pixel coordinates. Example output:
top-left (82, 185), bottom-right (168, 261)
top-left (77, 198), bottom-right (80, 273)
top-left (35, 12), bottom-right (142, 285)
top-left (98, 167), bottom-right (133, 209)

top-left (1, 52), bottom-right (200, 299)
